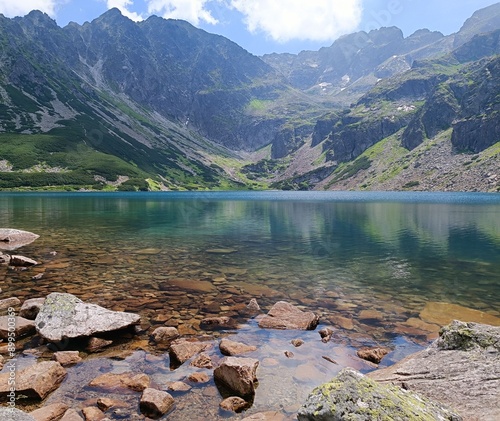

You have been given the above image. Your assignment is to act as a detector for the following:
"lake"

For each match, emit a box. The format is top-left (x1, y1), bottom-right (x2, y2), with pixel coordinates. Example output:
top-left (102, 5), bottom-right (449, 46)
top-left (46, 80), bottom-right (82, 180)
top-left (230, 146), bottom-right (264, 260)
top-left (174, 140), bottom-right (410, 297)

top-left (1, 191), bottom-right (499, 419)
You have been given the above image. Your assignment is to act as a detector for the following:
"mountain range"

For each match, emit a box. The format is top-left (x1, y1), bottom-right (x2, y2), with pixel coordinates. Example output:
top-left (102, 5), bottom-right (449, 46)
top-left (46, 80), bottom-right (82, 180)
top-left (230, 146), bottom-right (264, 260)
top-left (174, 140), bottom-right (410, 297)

top-left (0, 3), bottom-right (499, 191)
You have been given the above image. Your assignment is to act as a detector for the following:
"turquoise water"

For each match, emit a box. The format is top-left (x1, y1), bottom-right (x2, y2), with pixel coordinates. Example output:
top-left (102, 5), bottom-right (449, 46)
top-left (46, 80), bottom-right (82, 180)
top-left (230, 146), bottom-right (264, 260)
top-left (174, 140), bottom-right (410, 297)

top-left (1, 191), bottom-right (499, 418)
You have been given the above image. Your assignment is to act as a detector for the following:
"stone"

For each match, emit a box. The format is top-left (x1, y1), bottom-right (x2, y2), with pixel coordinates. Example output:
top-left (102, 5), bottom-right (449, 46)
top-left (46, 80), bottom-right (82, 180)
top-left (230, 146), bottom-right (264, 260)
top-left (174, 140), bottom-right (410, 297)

top-left (298, 368), bottom-right (462, 421)
top-left (89, 372), bottom-right (150, 392)
top-left (258, 301), bottom-right (319, 330)
top-left (151, 326), bottom-right (179, 344)
top-left (86, 337), bottom-right (113, 353)
top-left (420, 302), bottom-right (500, 326)
top-left (0, 408), bottom-right (37, 421)
top-left (190, 352), bottom-right (213, 369)
top-left (167, 381), bottom-right (191, 392)
top-left (358, 309), bottom-right (384, 320)
top-left (30, 403), bottom-right (69, 421)
top-left (241, 412), bottom-right (286, 421)
top-left (169, 339), bottom-right (211, 364)
top-left (200, 316), bottom-right (236, 329)
top-left (53, 351), bottom-right (82, 366)
top-left (220, 396), bottom-right (249, 412)
top-left (402, 317), bottom-right (441, 332)
top-left (356, 347), bottom-right (391, 364)
top-left (81, 407), bottom-right (105, 421)
top-left (0, 361), bottom-right (66, 400)
top-left (187, 372), bottom-right (210, 383)
top-left (35, 293), bottom-right (141, 342)
top-left (0, 229), bottom-right (39, 250)
top-left (159, 278), bottom-right (216, 293)
top-left (247, 298), bottom-right (261, 312)
top-left (19, 298), bottom-right (46, 319)
top-left (60, 409), bottom-right (84, 421)
top-left (206, 248), bottom-right (237, 254)
top-left (214, 356), bottom-right (259, 398)
top-left (9, 255), bottom-right (39, 266)
top-left (0, 297), bottom-right (21, 310)
top-left (219, 338), bottom-right (257, 356)
top-left (369, 321), bottom-right (500, 421)
top-left (139, 388), bottom-right (175, 418)
top-left (291, 339), bottom-right (304, 347)
top-left (96, 397), bottom-right (128, 411)
top-left (318, 327), bottom-right (334, 342)
top-left (0, 316), bottom-right (36, 339)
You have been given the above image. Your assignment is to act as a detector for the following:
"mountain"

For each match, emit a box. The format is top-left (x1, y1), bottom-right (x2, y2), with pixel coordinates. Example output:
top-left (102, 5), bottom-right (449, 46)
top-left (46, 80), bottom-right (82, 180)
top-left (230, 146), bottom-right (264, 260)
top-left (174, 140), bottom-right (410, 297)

top-left (0, 4), bottom-right (498, 192)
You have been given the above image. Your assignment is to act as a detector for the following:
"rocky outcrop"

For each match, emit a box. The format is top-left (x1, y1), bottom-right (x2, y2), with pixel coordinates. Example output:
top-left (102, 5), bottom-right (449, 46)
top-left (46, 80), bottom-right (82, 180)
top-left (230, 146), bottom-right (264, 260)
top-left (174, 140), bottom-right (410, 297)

top-left (0, 361), bottom-right (66, 400)
top-left (0, 229), bottom-right (39, 250)
top-left (368, 320), bottom-right (500, 420)
top-left (35, 293), bottom-right (141, 342)
top-left (297, 368), bottom-right (462, 420)
top-left (258, 301), bottom-right (319, 330)
top-left (214, 356), bottom-right (259, 398)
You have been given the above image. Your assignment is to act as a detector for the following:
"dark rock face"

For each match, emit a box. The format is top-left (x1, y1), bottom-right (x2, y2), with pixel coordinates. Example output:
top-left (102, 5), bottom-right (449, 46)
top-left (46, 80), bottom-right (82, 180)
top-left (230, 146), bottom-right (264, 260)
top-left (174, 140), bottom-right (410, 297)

top-left (297, 368), bottom-right (462, 421)
top-left (369, 321), bottom-right (500, 421)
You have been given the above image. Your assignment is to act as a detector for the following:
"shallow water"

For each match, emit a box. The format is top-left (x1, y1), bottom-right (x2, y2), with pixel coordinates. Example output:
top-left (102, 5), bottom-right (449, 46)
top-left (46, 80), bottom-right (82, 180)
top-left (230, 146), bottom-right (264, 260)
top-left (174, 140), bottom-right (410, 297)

top-left (1, 191), bottom-right (499, 418)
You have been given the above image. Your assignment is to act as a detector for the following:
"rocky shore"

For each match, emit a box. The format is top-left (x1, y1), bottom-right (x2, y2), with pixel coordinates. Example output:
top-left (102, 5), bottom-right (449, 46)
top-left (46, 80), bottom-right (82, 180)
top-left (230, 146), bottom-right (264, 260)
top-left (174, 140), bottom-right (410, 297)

top-left (1, 229), bottom-right (499, 420)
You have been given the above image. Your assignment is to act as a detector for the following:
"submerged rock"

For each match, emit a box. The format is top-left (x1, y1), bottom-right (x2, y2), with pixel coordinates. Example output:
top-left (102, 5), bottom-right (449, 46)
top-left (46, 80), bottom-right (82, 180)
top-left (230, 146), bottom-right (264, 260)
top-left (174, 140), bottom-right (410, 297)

top-left (259, 301), bottom-right (319, 330)
top-left (369, 320), bottom-right (500, 420)
top-left (0, 361), bottom-right (67, 400)
top-left (297, 368), bottom-right (462, 420)
top-left (89, 372), bottom-right (150, 392)
top-left (419, 302), bottom-right (500, 326)
top-left (35, 293), bottom-right (141, 342)
top-left (9, 255), bottom-right (38, 267)
top-left (219, 338), bottom-right (257, 356)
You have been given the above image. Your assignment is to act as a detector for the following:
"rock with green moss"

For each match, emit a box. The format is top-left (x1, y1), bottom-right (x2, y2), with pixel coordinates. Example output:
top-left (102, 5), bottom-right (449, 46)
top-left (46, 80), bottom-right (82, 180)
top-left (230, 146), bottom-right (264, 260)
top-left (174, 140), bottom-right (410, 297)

top-left (297, 368), bottom-right (462, 421)
top-left (35, 293), bottom-right (141, 342)
top-left (435, 320), bottom-right (500, 351)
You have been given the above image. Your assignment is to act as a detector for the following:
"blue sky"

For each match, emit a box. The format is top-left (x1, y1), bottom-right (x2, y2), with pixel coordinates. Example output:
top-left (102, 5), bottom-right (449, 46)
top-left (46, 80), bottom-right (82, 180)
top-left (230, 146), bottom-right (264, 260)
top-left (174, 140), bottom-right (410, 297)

top-left (1, 0), bottom-right (499, 55)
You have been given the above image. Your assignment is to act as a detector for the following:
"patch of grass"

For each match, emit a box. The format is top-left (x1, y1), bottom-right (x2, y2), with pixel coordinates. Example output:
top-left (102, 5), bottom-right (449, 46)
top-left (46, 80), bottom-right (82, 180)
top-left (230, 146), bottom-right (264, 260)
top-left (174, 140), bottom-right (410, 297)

top-left (326, 156), bottom-right (372, 187)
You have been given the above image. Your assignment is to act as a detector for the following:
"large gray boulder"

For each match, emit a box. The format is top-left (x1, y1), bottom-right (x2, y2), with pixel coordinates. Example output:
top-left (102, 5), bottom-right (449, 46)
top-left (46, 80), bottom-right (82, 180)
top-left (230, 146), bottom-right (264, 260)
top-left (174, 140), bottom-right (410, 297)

top-left (0, 408), bottom-right (37, 421)
top-left (369, 320), bottom-right (500, 421)
top-left (0, 228), bottom-right (39, 251)
top-left (35, 293), bottom-right (141, 341)
top-left (297, 368), bottom-right (462, 420)
top-left (258, 301), bottom-right (319, 330)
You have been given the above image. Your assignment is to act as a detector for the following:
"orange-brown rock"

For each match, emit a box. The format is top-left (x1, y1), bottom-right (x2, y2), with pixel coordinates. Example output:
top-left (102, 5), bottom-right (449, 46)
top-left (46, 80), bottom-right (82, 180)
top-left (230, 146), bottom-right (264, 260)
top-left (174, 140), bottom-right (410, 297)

top-left (30, 402), bottom-right (69, 421)
top-left (219, 338), bottom-right (257, 356)
top-left (356, 347), bottom-right (391, 364)
top-left (258, 301), bottom-right (319, 330)
top-left (419, 302), bottom-right (500, 326)
top-left (89, 372), bottom-right (150, 392)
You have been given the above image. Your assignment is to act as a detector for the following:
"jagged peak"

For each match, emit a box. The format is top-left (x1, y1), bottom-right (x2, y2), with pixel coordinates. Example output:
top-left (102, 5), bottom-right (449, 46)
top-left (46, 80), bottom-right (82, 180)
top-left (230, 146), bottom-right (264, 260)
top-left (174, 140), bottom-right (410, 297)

top-left (15, 9), bottom-right (58, 28)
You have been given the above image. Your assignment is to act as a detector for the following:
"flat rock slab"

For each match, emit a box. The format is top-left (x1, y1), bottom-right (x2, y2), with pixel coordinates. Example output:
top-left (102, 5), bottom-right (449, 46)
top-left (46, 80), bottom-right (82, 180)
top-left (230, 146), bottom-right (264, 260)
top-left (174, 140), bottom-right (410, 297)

top-left (258, 301), bottom-right (319, 330)
top-left (10, 255), bottom-right (39, 266)
top-left (30, 402), bottom-right (69, 421)
top-left (0, 315), bottom-right (36, 339)
top-left (0, 408), bottom-right (37, 421)
top-left (0, 297), bottom-right (21, 311)
top-left (160, 278), bottom-right (216, 293)
top-left (420, 301), bottom-right (500, 326)
top-left (298, 368), bottom-right (462, 421)
top-left (0, 229), bottom-right (39, 251)
top-left (89, 372), bottom-right (150, 392)
top-left (220, 338), bottom-right (257, 356)
top-left (369, 320), bottom-right (500, 421)
top-left (35, 293), bottom-right (141, 341)
top-left (169, 339), bottom-right (212, 364)
top-left (0, 361), bottom-right (66, 400)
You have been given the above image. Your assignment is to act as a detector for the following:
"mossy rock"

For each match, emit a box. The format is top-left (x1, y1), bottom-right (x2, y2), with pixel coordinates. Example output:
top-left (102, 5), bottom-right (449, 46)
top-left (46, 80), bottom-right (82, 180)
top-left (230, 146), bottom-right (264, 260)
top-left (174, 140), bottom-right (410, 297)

top-left (297, 368), bottom-right (462, 421)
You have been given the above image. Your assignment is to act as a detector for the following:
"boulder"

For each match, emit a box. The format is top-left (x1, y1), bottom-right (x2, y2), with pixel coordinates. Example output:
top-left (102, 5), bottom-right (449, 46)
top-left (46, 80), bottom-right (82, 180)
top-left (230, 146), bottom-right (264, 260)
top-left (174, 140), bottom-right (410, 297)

top-left (297, 368), bottom-right (462, 420)
top-left (369, 320), bottom-right (500, 421)
top-left (258, 301), bottom-right (319, 330)
top-left (9, 255), bottom-right (38, 266)
top-left (0, 297), bottom-right (21, 311)
top-left (139, 388), bottom-right (175, 418)
top-left (151, 326), bottom-right (179, 344)
top-left (0, 316), bottom-right (36, 339)
top-left (89, 372), bottom-right (150, 392)
top-left (35, 293), bottom-right (140, 342)
top-left (30, 403), bottom-right (69, 421)
top-left (356, 347), bottom-right (391, 364)
top-left (0, 361), bottom-right (66, 400)
top-left (53, 351), bottom-right (82, 366)
top-left (19, 298), bottom-right (46, 319)
top-left (219, 338), bottom-right (257, 356)
top-left (214, 356), bottom-right (259, 398)
top-left (169, 339), bottom-right (211, 364)
top-left (220, 396), bottom-right (249, 412)
top-left (0, 229), bottom-right (39, 250)
top-left (0, 408), bottom-right (37, 421)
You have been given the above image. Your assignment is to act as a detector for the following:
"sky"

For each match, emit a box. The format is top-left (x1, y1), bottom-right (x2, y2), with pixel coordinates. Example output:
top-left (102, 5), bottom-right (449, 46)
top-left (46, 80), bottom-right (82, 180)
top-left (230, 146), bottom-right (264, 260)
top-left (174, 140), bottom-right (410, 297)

top-left (0, 0), bottom-right (499, 56)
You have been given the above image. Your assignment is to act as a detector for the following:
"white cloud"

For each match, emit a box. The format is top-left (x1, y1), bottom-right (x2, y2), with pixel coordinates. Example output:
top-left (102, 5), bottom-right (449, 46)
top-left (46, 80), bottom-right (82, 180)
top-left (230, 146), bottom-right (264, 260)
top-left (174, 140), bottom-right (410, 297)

top-left (146, 0), bottom-right (219, 25)
top-left (0, 0), bottom-right (59, 18)
top-left (230, 0), bottom-right (363, 42)
top-left (106, 0), bottom-right (144, 21)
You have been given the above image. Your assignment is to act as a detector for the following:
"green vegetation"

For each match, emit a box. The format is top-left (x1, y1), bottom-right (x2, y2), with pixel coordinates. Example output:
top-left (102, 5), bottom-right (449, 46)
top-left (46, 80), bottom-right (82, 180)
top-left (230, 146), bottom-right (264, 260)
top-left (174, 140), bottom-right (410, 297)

top-left (325, 156), bottom-right (372, 188)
